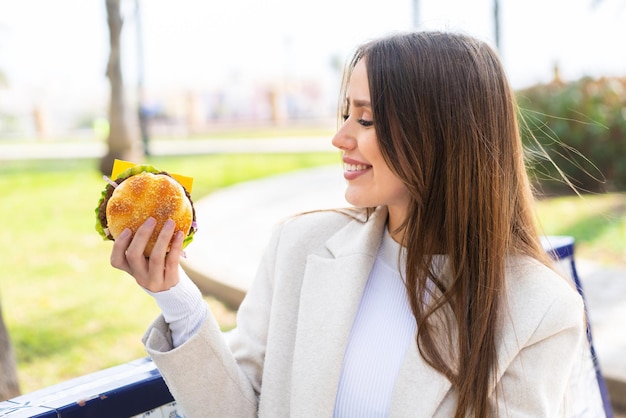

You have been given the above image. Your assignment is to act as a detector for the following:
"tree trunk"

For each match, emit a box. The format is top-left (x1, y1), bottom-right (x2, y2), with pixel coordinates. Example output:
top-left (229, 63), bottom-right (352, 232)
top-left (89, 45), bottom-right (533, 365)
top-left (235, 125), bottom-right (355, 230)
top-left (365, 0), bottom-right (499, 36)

top-left (0, 299), bottom-right (20, 401)
top-left (493, 0), bottom-right (501, 51)
top-left (99, 0), bottom-right (143, 176)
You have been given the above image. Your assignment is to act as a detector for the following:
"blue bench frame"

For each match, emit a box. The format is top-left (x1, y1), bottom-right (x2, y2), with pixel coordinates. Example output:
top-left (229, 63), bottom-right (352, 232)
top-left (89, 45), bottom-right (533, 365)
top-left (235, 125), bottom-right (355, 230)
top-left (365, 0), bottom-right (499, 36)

top-left (542, 236), bottom-right (613, 418)
top-left (0, 358), bottom-right (175, 417)
top-left (0, 236), bottom-right (613, 417)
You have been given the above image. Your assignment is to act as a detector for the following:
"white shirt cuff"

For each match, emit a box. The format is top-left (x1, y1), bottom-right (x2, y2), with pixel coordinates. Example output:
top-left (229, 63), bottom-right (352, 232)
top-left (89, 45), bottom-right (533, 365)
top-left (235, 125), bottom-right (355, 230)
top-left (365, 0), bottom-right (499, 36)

top-left (145, 267), bottom-right (207, 347)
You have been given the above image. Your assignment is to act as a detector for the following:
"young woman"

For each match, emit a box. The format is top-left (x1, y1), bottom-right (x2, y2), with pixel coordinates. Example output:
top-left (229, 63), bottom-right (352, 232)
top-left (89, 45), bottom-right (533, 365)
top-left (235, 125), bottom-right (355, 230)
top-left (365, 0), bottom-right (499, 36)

top-left (110, 31), bottom-right (602, 417)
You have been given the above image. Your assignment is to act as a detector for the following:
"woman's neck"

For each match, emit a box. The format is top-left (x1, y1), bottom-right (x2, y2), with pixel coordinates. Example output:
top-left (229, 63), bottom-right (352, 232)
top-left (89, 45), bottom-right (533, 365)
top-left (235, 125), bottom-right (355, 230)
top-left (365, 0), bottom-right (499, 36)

top-left (386, 205), bottom-right (407, 245)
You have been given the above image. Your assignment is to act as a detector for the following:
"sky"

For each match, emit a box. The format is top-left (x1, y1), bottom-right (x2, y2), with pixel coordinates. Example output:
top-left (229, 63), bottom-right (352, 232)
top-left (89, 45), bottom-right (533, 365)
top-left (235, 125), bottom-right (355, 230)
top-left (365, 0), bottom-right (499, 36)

top-left (0, 0), bottom-right (624, 128)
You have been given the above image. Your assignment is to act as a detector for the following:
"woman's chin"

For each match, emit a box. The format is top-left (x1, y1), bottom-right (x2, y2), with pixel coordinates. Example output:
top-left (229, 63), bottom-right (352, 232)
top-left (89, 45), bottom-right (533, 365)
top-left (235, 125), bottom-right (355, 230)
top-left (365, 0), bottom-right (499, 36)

top-left (344, 188), bottom-right (374, 208)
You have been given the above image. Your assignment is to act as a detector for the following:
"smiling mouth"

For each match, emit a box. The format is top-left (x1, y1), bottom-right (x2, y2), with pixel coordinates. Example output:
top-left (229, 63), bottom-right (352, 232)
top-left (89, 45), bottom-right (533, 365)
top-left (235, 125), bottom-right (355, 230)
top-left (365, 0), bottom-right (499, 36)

top-left (345, 163), bottom-right (371, 172)
top-left (342, 162), bottom-right (372, 180)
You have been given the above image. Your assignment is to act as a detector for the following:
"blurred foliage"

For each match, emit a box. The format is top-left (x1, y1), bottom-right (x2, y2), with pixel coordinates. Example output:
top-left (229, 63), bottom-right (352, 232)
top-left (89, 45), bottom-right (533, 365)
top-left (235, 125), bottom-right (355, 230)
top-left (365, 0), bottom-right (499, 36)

top-left (517, 76), bottom-right (626, 195)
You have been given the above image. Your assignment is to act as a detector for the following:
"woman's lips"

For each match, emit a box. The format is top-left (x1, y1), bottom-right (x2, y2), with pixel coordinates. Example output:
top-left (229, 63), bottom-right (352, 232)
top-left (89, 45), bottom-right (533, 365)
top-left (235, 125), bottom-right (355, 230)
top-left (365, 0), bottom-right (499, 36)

top-left (342, 157), bottom-right (372, 180)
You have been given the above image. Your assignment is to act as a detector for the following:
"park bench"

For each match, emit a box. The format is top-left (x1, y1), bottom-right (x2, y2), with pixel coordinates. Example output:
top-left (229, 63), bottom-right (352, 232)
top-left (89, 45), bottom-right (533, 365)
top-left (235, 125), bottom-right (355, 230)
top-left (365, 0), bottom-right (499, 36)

top-left (0, 236), bottom-right (614, 417)
top-left (0, 357), bottom-right (177, 417)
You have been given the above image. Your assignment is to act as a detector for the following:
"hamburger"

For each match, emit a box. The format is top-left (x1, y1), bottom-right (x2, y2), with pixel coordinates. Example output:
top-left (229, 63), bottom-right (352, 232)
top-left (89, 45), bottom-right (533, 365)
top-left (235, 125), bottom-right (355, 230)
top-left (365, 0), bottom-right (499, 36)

top-left (95, 163), bottom-right (197, 257)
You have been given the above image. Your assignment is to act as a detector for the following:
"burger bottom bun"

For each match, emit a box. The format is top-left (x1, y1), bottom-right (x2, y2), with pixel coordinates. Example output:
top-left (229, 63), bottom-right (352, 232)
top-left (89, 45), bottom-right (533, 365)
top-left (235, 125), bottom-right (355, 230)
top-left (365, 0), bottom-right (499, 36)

top-left (106, 172), bottom-right (193, 257)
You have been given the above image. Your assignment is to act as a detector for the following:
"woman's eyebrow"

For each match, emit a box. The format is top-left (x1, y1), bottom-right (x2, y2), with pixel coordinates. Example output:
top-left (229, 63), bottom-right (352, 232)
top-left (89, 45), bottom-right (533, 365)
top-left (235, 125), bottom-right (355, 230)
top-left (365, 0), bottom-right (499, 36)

top-left (351, 98), bottom-right (372, 108)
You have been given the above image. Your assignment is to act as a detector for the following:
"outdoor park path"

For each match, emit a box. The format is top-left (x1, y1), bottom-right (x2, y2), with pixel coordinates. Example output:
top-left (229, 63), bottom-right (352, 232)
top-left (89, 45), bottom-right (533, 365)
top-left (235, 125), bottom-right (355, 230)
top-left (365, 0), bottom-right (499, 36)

top-left (2, 136), bottom-right (625, 413)
top-left (0, 136), bottom-right (333, 160)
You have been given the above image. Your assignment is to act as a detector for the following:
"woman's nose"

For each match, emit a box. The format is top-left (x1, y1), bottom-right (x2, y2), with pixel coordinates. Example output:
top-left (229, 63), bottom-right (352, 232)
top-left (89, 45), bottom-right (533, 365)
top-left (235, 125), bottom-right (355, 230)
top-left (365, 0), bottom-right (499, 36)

top-left (331, 123), bottom-right (357, 151)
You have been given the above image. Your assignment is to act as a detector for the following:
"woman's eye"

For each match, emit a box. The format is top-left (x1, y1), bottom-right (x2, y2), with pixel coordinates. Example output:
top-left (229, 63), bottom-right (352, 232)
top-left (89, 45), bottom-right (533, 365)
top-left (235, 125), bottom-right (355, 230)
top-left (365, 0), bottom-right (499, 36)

top-left (342, 114), bottom-right (373, 127)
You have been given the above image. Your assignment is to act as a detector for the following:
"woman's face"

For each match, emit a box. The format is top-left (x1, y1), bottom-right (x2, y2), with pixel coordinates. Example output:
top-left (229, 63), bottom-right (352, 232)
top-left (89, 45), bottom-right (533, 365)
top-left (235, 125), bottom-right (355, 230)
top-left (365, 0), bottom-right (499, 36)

top-left (332, 59), bottom-right (410, 229)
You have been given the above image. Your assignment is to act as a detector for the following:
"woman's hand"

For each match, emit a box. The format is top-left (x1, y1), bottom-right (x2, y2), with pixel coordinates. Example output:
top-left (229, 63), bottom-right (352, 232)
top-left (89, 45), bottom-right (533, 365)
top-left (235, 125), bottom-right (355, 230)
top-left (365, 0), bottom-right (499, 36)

top-left (110, 217), bottom-right (185, 292)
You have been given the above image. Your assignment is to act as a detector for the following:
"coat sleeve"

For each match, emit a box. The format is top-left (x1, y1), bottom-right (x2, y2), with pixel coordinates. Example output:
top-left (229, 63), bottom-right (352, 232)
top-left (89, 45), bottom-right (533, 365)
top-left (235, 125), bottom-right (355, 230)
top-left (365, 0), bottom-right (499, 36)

top-left (142, 223), bottom-right (284, 418)
top-left (491, 284), bottom-right (588, 416)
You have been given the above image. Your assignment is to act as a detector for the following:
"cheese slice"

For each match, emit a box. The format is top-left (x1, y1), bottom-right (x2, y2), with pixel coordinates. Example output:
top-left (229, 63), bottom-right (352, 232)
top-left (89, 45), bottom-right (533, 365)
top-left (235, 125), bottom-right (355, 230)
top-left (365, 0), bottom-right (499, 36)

top-left (111, 159), bottom-right (194, 194)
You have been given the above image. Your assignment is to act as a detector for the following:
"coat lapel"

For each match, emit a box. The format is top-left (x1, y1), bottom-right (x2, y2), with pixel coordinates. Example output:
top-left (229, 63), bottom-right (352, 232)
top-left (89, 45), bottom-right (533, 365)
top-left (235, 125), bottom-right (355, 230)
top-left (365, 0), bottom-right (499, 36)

top-left (290, 206), bottom-right (387, 416)
top-left (289, 206), bottom-right (454, 416)
top-left (389, 257), bottom-right (456, 416)
top-left (390, 257), bottom-right (456, 416)
top-left (389, 343), bottom-right (454, 417)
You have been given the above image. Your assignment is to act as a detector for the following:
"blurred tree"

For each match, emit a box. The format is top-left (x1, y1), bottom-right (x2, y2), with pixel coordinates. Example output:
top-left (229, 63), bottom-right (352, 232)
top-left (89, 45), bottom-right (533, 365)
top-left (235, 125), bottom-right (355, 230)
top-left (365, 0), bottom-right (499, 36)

top-left (0, 68), bottom-right (20, 402)
top-left (0, 299), bottom-right (20, 401)
top-left (99, 0), bottom-right (143, 175)
top-left (519, 76), bottom-right (626, 194)
top-left (493, 0), bottom-right (501, 50)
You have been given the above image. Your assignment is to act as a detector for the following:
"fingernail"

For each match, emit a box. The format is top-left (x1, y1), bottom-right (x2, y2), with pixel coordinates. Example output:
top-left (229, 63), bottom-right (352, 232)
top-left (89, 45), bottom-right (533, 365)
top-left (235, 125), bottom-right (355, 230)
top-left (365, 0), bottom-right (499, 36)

top-left (145, 217), bottom-right (156, 227)
top-left (119, 228), bottom-right (131, 239)
top-left (165, 219), bottom-right (175, 229)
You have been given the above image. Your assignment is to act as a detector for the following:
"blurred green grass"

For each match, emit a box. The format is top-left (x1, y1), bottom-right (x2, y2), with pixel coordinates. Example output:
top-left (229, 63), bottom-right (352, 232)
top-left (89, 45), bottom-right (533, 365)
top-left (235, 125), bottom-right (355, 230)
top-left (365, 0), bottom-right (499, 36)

top-left (0, 152), bottom-right (339, 393)
top-left (535, 192), bottom-right (626, 265)
top-left (1, 152), bottom-right (624, 394)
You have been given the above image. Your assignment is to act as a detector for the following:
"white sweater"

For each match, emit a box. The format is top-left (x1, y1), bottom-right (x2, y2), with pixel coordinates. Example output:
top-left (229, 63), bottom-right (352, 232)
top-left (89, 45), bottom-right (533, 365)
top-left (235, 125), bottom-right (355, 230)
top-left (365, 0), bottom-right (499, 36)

top-left (334, 228), bottom-right (415, 417)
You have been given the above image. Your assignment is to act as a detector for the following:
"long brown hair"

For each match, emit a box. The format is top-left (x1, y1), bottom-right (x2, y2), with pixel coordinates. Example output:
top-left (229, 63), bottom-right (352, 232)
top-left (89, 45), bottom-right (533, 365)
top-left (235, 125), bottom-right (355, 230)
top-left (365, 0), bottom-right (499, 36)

top-left (342, 32), bottom-right (552, 417)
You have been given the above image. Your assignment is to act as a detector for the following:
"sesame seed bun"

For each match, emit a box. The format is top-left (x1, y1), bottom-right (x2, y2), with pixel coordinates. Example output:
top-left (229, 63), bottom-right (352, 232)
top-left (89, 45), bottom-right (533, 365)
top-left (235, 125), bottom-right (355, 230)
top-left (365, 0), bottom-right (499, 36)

top-left (96, 165), bottom-right (196, 257)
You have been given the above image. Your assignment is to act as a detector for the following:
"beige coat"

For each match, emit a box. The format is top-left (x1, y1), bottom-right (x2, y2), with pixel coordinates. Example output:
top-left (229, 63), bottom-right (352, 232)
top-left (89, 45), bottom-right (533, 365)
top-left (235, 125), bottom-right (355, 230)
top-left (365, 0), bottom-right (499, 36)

top-left (143, 206), bottom-right (597, 417)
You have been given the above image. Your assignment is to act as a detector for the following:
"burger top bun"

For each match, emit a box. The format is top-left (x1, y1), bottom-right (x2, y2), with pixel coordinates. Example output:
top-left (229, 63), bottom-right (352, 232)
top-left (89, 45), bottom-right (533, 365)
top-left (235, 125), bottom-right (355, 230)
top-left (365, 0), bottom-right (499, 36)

top-left (106, 171), bottom-right (193, 257)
